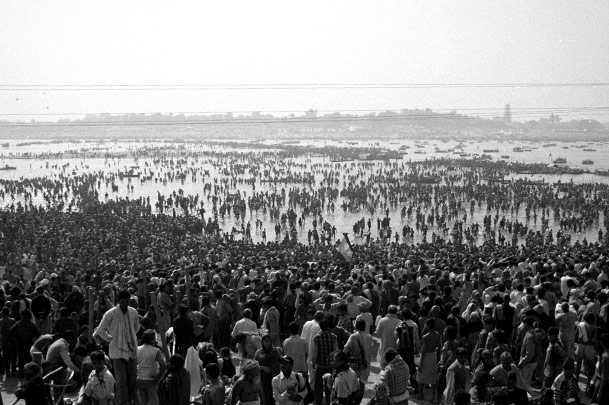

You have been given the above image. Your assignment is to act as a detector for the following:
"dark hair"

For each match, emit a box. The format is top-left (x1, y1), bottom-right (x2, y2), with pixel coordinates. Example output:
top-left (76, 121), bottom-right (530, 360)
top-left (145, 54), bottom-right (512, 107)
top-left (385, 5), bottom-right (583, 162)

top-left (90, 350), bottom-right (105, 363)
top-left (355, 319), bottom-right (366, 332)
top-left (454, 391), bottom-right (471, 405)
top-left (142, 329), bottom-right (156, 345)
top-left (289, 322), bottom-right (299, 335)
top-left (205, 363), bottom-right (220, 380)
top-left (169, 354), bottom-right (185, 369)
top-left (117, 290), bottom-right (131, 301)
top-left (384, 348), bottom-right (398, 363)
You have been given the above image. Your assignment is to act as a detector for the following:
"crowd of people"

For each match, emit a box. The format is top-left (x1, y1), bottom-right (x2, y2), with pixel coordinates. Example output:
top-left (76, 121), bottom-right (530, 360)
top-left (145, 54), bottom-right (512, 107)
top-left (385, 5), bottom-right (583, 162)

top-left (0, 145), bottom-right (609, 405)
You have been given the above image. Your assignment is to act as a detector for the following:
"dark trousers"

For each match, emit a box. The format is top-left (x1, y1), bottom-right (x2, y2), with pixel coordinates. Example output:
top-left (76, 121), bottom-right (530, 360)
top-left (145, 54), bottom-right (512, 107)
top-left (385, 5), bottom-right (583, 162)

top-left (112, 358), bottom-right (137, 405)
top-left (403, 351), bottom-right (418, 393)
top-left (314, 366), bottom-right (333, 405)
top-left (16, 345), bottom-right (31, 378)
top-left (1, 342), bottom-right (16, 375)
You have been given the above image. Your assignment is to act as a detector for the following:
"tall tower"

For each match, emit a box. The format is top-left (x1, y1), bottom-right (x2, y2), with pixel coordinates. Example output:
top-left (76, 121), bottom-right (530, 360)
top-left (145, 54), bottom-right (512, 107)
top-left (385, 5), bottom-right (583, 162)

top-left (504, 104), bottom-right (512, 123)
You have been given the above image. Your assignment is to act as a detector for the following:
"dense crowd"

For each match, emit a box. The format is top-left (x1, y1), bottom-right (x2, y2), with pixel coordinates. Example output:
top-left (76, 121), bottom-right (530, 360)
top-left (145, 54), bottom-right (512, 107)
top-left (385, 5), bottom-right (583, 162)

top-left (0, 148), bottom-right (609, 405)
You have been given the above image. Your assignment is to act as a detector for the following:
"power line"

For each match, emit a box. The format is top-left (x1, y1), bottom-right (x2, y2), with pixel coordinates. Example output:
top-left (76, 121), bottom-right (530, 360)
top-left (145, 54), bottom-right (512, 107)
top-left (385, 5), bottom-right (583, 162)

top-left (2, 82), bottom-right (609, 91)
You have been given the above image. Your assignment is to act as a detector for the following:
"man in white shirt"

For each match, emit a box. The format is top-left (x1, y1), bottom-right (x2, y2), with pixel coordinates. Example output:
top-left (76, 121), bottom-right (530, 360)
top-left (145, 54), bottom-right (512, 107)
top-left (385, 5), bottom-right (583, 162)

top-left (272, 355), bottom-right (308, 405)
top-left (300, 310), bottom-right (323, 379)
top-left (231, 308), bottom-right (258, 338)
top-left (301, 310), bottom-right (323, 357)
top-left (93, 290), bottom-right (139, 405)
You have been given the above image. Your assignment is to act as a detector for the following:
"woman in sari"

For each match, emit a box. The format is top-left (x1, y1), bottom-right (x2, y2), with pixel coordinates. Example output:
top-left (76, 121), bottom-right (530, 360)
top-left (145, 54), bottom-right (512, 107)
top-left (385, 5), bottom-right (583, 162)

top-left (418, 318), bottom-right (441, 404)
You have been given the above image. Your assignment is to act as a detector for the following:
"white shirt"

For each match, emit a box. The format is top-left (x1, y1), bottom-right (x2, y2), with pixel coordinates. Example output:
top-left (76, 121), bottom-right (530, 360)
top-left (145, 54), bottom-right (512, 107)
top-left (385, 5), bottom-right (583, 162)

top-left (272, 372), bottom-right (308, 405)
top-left (93, 306), bottom-right (140, 360)
top-left (232, 317), bottom-right (258, 338)
top-left (300, 320), bottom-right (320, 358)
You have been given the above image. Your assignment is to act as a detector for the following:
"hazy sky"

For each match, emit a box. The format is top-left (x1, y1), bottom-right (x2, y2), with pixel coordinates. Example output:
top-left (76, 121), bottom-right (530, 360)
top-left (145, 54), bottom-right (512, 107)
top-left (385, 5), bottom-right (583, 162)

top-left (1, 0), bottom-right (609, 120)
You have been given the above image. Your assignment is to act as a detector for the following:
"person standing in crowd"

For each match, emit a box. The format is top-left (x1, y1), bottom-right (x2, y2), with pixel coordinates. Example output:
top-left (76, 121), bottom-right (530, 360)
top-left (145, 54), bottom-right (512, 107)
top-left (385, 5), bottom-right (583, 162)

top-left (282, 322), bottom-right (308, 377)
top-left (136, 329), bottom-right (166, 405)
top-left (255, 334), bottom-right (281, 405)
top-left (301, 310), bottom-right (323, 365)
top-left (93, 290), bottom-right (140, 405)
top-left (344, 318), bottom-right (371, 384)
top-left (555, 302), bottom-right (578, 360)
top-left (543, 326), bottom-right (565, 390)
top-left (158, 354), bottom-right (190, 405)
top-left (594, 333), bottom-right (609, 403)
top-left (310, 318), bottom-right (337, 404)
top-left (379, 349), bottom-right (410, 405)
top-left (30, 287), bottom-right (51, 334)
top-left (9, 309), bottom-right (40, 379)
top-left (374, 305), bottom-right (401, 367)
top-left (517, 316), bottom-right (537, 389)
top-left (79, 350), bottom-right (116, 405)
top-left (15, 362), bottom-right (51, 405)
top-left (230, 359), bottom-right (263, 405)
top-left (172, 305), bottom-right (194, 358)
top-left (443, 348), bottom-right (470, 405)
top-left (418, 318), bottom-right (441, 403)
top-left (395, 309), bottom-right (419, 393)
top-left (272, 355), bottom-right (308, 405)
top-left (200, 363), bottom-right (225, 405)
top-left (45, 330), bottom-right (80, 377)
top-left (551, 358), bottom-right (581, 405)
top-left (232, 308), bottom-right (258, 339)
top-left (1, 306), bottom-right (16, 379)
top-left (327, 351), bottom-right (362, 405)
top-left (262, 297), bottom-right (281, 347)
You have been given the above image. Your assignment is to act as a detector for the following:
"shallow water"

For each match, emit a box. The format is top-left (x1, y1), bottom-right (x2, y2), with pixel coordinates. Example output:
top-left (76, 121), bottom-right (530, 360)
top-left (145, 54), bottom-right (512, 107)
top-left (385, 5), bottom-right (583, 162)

top-left (0, 138), bottom-right (607, 245)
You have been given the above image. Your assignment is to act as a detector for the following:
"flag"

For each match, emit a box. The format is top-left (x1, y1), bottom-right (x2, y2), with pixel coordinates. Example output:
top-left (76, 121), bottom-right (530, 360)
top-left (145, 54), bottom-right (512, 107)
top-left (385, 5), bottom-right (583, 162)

top-left (337, 233), bottom-right (353, 262)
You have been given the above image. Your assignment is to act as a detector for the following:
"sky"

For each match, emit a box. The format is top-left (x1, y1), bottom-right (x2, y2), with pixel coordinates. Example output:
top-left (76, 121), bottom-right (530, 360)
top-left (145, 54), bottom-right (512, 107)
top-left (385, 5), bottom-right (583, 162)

top-left (1, 0), bottom-right (609, 121)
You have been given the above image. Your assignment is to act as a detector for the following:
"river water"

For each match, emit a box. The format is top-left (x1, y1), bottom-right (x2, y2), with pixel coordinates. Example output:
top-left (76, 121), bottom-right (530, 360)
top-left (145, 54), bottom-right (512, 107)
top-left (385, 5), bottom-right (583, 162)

top-left (1, 137), bottom-right (607, 244)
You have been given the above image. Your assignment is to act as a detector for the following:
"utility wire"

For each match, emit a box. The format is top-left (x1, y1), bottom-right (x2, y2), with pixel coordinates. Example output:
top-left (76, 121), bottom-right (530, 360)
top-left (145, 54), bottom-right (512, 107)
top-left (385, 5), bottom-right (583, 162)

top-left (2, 82), bottom-right (609, 91)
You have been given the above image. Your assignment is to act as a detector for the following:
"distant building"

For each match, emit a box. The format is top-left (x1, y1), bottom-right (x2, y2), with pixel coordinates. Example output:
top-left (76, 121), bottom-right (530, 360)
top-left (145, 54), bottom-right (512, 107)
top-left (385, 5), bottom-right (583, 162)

top-left (305, 109), bottom-right (317, 118)
top-left (504, 104), bottom-right (512, 123)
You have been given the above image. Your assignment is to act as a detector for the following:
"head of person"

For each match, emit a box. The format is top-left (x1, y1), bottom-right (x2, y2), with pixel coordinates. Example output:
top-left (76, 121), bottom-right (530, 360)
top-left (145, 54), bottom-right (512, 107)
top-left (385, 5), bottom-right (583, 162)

top-left (169, 354), bottom-right (185, 371)
top-left (261, 334), bottom-right (273, 351)
top-left (117, 290), bottom-right (130, 312)
top-left (384, 348), bottom-right (398, 365)
top-left (241, 359), bottom-right (261, 384)
top-left (23, 362), bottom-right (42, 382)
top-left (205, 363), bottom-right (220, 381)
top-left (500, 351), bottom-right (512, 370)
top-left (456, 347), bottom-right (468, 364)
top-left (333, 350), bottom-right (349, 371)
top-left (279, 355), bottom-right (294, 377)
top-left (243, 308), bottom-right (252, 319)
top-left (355, 318), bottom-right (366, 332)
top-left (480, 349), bottom-right (492, 366)
top-left (547, 326), bottom-right (559, 343)
top-left (286, 322), bottom-right (298, 336)
top-left (142, 329), bottom-right (156, 346)
top-left (90, 350), bottom-right (106, 374)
